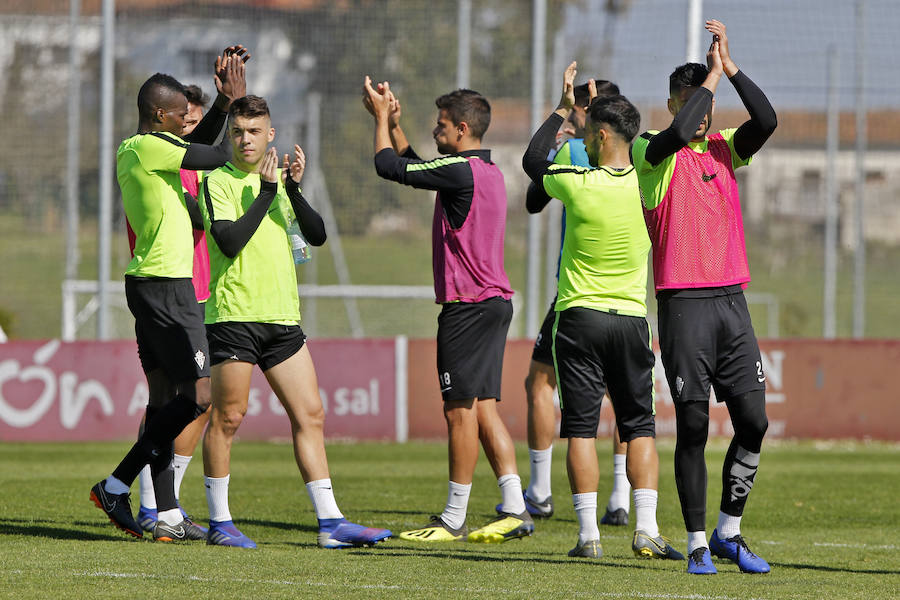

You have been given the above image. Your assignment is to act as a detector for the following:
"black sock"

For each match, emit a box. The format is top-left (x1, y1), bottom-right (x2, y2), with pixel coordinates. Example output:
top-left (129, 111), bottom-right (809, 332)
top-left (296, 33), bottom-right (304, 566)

top-left (151, 444), bottom-right (178, 513)
top-left (111, 395), bottom-right (199, 486)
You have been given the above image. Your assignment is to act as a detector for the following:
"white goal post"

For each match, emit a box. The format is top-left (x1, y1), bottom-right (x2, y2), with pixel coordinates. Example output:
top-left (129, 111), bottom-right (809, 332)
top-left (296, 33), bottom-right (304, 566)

top-left (61, 279), bottom-right (435, 341)
top-left (62, 279), bottom-right (775, 340)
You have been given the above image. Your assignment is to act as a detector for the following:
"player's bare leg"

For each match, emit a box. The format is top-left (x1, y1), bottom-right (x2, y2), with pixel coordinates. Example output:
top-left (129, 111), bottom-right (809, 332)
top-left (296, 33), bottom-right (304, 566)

top-left (264, 345), bottom-right (329, 483)
top-left (398, 399), bottom-right (480, 542)
top-left (626, 435), bottom-right (683, 560)
top-left (201, 360), bottom-right (256, 548)
top-left (566, 436), bottom-right (602, 557)
top-left (477, 398), bottom-right (519, 479)
top-left (526, 361), bottom-right (557, 451)
top-left (524, 361), bottom-right (557, 515)
top-left (203, 361), bottom-right (251, 478)
top-left (444, 398), bottom-right (479, 485)
top-left (466, 398), bottom-right (532, 543)
top-left (265, 344), bottom-right (391, 548)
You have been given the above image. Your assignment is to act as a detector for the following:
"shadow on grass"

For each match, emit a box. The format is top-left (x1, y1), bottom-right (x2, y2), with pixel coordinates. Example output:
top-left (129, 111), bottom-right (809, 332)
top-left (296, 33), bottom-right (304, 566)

top-left (343, 545), bottom-right (678, 571)
top-left (376, 509), bottom-right (577, 525)
top-left (769, 561), bottom-right (900, 576)
top-left (240, 518), bottom-right (317, 533)
top-left (0, 518), bottom-right (137, 542)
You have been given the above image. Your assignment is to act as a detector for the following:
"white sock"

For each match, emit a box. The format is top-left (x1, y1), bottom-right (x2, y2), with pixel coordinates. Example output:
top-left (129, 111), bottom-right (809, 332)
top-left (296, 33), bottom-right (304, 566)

top-left (205, 475), bottom-right (232, 523)
top-left (498, 474), bottom-right (526, 515)
top-left (440, 481), bottom-right (471, 530)
top-left (632, 488), bottom-right (659, 538)
top-left (573, 492), bottom-right (599, 544)
top-left (103, 475), bottom-right (129, 495)
top-left (526, 446), bottom-right (553, 502)
top-left (306, 479), bottom-right (343, 520)
top-left (172, 454), bottom-right (192, 500)
top-left (157, 508), bottom-right (183, 526)
top-left (688, 530), bottom-right (708, 554)
top-left (138, 465), bottom-right (156, 509)
top-left (608, 453), bottom-right (630, 511)
top-left (716, 511), bottom-right (742, 539)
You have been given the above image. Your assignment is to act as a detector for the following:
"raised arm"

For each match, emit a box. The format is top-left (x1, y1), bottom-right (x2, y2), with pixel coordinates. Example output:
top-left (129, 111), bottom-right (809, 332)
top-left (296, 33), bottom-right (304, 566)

top-left (523, 61), bottom-right (577, 183)
top-left (643, 33), bottom-right (724, 166)
top-left (213, 45), bottom-right (250, 111)
top-left (363, 76), bottom-right (395, 155)
top-left (181, 136), bottom-right (231, 171)
top-left (185, 46), bottom-right (250, 145)
top-left (384, 86), bottom-right (411, 155)
top-left (706, 20), bottom-right (777, 159)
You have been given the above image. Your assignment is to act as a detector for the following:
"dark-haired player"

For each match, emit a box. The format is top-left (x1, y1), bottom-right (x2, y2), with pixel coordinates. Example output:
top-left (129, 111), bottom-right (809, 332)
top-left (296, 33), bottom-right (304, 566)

top-left (520, 78), bottom-right (633, 527)
top-left (631, 20), bottom-right (777, 574)
top-left (131, 83), bottom-right (215, 535)
top-left (523, 61), bottom-right (683, 561)
top-left (90, 47), bottom-right (248, 541)
top-left (364, 79), bottom-right (532, 544)
top-left (200, 95), bottom-right (391, 549)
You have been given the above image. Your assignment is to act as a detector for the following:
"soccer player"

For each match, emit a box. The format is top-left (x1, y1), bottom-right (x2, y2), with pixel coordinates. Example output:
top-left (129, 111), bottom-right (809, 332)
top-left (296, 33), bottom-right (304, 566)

top-left (199, 95), bottom-right (392, 550)
top-left (363, 78), bottom-right (533, 543)
top-left (522, 61), bottom-right (683, 561)
top-left (520, 78), bottom-right (632, 527)
top-left (131, 83), bottom-right (217, 535)
top-left (630, 20), bottom-right (777, 574)
top-left (90, 48), bottom-right (248, 541)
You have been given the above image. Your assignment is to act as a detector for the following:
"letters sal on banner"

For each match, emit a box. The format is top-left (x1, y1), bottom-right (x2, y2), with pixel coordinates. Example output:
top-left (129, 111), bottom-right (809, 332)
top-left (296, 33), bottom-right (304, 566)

top-left (0, 339), bottom-right (398, 442)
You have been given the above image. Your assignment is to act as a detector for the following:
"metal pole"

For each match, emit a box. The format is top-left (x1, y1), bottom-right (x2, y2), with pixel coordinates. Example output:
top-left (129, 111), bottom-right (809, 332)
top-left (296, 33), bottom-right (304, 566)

top-left (457, 0), bottom-right (471, 89)
top-left (304, 93), bottom-right (320, 335)
top-left (852, 0), bottom-right (866, 338)
top-left (823, 45), bottom-right (839, 339)
top-left (543, 30), bottom-right (565, 306)
top-left (685, 0), bottom-right (703, 63)
top-left (97, 0), bottom-right (114, 339)
top-left (65, 0), bottom-right (82, 283)
top-left (305, 93), bottom-right (364, 337)
top-left (526, 0), bottom-right (547, 338)
top-left (394, 335), bottom-right (408, 443)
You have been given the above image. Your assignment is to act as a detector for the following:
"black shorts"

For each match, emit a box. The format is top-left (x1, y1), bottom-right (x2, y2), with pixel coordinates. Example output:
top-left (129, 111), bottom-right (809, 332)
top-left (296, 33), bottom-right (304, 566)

top-left (206, 322), bottom-right (306, 371)
top-left (531, 297), bottom-right (557, 365)
top-left (436, 297), bottom-right (512, 402)
top-left (553, 307), bottom-right (655, 441)
top-left (657, 286), bottom-right (766, 404)
top-left (125, 276), bottom-right (210, 382)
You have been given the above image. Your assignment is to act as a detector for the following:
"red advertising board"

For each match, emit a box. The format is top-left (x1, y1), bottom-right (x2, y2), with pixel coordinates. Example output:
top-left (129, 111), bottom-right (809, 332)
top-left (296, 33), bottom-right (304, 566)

top-left (2, 337), bottom-right (898, 441)
top-left (407, 338), bottom-right (900, 441)
top-left (0, 339), bottom-right (397, 442)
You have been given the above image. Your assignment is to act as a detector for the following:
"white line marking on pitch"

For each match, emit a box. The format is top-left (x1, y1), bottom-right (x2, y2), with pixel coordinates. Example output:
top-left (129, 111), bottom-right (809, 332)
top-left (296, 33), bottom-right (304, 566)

top-left (74, 571), bottom-right (759, 599)
top-left (754, 540), bottom-right (896, 550)
top-left (814, 542), bottom-right (897, 550)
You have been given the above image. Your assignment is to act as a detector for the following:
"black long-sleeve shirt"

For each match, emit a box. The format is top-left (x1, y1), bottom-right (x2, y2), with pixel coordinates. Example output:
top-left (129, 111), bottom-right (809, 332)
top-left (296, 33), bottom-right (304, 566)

top-left (375, 146), bottom-right (495, 229)
top-left (523, 113), bottom-right (567, 185)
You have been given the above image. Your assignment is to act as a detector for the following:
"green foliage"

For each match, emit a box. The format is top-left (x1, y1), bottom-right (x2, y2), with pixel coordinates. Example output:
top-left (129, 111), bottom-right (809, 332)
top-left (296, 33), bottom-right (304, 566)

top-left (0, 440), bottom-right (898, 599)
top-left (0, 305), bottom-right (14, 338)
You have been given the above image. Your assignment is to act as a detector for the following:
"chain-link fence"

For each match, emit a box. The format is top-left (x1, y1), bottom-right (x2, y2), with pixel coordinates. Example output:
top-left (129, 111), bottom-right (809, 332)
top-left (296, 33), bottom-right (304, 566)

top-left (2, 0), bottom-right (899, 340)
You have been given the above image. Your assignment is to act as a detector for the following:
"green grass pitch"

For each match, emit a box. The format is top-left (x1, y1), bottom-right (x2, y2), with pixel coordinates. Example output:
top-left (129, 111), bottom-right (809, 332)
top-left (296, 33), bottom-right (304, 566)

top-left (1, 439), bottom-right (897, 599)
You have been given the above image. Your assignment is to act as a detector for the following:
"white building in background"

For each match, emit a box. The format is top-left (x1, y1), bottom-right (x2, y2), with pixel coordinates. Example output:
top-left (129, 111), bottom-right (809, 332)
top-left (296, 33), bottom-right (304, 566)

top-left (0, 13), bottom-right (313, 145)
top-left (745, 148), bottom-right (900, 247)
